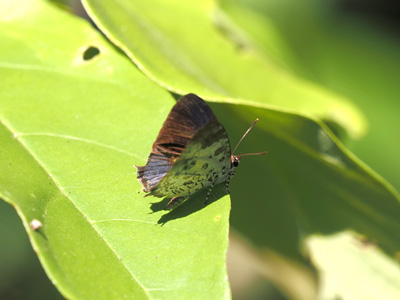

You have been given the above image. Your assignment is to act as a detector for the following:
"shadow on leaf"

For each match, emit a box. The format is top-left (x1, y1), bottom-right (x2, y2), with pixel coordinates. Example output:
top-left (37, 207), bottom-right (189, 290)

top-left (149, 182), bottom-right (228, 225)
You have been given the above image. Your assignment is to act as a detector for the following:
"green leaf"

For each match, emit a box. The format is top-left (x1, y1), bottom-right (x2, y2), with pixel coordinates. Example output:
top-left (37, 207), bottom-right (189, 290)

top-left (307, 231), bottom-right (400, 299)
top-left (215, 2), bottom-right (400, 297)
top-left (0, 1), bottom-right (230, 299)
top-left (210, 102), bottom-right (400, 254)
top-left (239, 0), bottom-right (400, 194)
top-left (82, 0), bottom-right (367, 139)
top-left (2, 0), bottom-right (400, 299)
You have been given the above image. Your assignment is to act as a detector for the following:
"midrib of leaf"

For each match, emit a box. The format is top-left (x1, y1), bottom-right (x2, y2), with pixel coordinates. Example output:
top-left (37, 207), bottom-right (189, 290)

top-left (265, 110), bottom-right (399, 197)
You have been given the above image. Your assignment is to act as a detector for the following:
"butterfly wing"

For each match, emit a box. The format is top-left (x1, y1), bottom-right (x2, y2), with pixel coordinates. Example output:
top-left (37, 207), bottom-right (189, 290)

top-left (136, 94), bottom-right (218, 192)
top-left (149, 120), bottom-right (232, 198)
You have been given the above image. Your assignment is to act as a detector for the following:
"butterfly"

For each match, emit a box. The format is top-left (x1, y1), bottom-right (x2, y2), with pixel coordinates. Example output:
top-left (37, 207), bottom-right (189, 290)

top-left (134, 94), bottom-right (266, 210)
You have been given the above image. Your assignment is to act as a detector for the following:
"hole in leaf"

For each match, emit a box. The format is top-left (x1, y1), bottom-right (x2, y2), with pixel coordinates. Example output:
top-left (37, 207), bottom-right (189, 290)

top-left (83, 46), bottom-right (100, 60)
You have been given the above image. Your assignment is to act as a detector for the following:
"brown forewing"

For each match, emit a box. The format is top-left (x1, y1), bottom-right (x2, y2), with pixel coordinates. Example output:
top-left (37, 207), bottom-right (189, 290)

top-left (136, 94), bottom-right (218, 192)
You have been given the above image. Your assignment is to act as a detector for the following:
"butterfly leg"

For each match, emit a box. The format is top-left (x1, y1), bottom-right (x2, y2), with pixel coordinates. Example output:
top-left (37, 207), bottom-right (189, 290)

top-left (225, 180), bottom-right (230, 194)
top-left (204, 183), bottom-right (215, 205)
top-left (164, 196), bottom-right (187, 211)
top-left (225, 170), bottom-right (235, 194)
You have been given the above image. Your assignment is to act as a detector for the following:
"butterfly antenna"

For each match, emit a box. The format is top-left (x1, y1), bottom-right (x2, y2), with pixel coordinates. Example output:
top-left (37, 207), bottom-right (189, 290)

top-left (232, 119), bottom-right (267, 156)
top-left (238, 151), bottom-right (268, 158)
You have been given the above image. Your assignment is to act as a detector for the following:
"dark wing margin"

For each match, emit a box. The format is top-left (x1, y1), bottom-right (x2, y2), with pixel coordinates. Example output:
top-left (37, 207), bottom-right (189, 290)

top-left (136, 94), bottom-right (218, 192)
top-left (152, 93), bottom-right (218, 156)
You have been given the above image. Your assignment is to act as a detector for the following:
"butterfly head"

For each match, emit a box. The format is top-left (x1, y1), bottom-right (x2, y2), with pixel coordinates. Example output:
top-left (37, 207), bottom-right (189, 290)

top-left (231, 119), bottom-right (267, 167)
top-left (231, 155), bottom-right (240, 168)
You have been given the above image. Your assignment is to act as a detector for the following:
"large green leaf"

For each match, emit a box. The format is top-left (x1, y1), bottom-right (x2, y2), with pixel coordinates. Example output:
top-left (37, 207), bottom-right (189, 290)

top-left (216, 2), bottom-right (400, 298)
top-left (233, 0), bottom-right (400, 193)
top-left (211, 102), bottom-right (400, 299)
top-left (82, 0), bottom-right (367, 139)
top-left (0, 1), bottom-right (230, 299)
top-left (2, 0), bottom-right (400, 299)
top-left (210, 101), bottom-right (400, 248)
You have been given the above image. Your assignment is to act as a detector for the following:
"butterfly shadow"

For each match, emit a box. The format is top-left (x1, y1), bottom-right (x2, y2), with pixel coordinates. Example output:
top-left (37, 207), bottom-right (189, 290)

top-left (150, 183), bottom-right (228, 225)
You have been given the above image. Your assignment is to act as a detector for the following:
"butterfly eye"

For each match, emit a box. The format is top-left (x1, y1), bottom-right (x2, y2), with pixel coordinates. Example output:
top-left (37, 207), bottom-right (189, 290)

top-left (232, 157), bottom-right (240, 168)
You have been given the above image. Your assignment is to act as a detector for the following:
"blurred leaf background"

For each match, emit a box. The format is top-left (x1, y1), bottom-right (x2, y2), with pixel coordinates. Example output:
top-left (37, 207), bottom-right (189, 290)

top-left (1, 0), bottom-right (400, 299)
